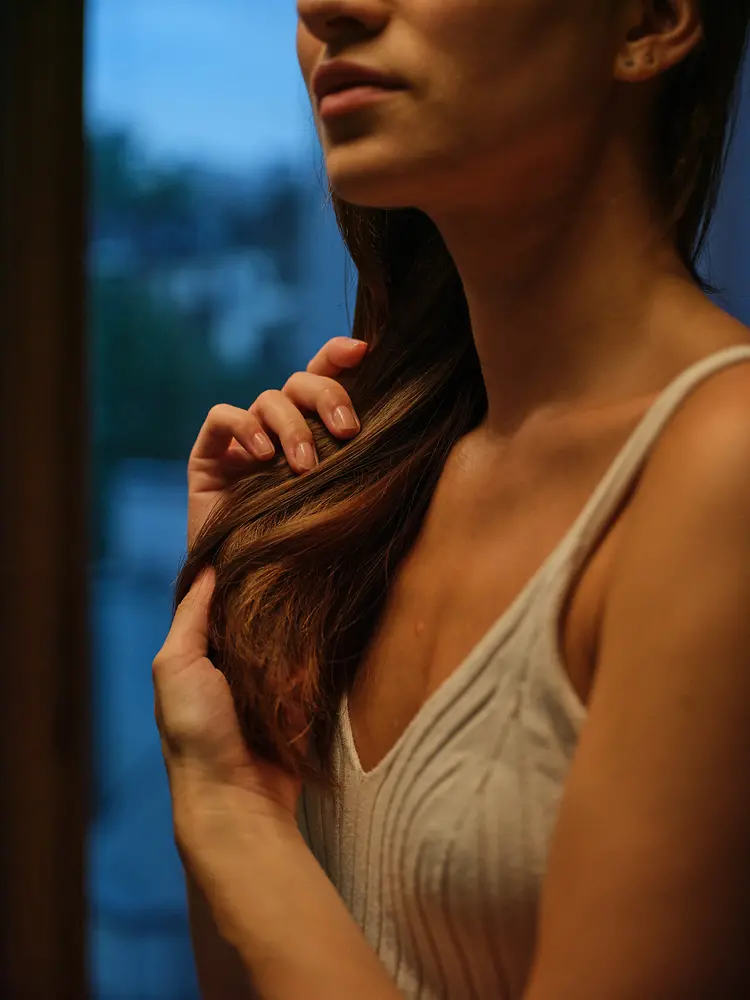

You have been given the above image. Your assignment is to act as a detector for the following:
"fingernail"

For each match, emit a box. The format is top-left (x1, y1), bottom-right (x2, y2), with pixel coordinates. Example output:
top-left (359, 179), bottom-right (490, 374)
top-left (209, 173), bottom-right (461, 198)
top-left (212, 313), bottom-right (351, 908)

top-left (332, 406), bottom-right (360, 432)
top-left (253, 432), bottom-right (274, 457)
top-left (294, 442), bottom-right (317, 470)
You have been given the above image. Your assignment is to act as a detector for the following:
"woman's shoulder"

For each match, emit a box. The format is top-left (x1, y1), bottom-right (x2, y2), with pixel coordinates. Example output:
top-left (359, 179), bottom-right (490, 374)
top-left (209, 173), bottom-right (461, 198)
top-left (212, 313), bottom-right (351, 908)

top-left (529, 321), bottom-right (750, 999)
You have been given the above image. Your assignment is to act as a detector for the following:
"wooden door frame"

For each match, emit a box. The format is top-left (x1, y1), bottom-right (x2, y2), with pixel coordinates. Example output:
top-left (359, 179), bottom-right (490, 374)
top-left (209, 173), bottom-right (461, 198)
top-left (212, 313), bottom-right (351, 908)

top-left (0, 1), bottom-right (89, 996)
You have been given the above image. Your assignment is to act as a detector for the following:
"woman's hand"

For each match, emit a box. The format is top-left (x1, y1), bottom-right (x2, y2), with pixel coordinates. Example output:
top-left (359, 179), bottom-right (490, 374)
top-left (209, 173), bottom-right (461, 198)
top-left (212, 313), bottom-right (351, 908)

top-left (187, 336), bottom-right (367, 546)
top-left (157, 449), bottom-right (405, 1000)
top-left (153, 569), bottom-right (303, 865)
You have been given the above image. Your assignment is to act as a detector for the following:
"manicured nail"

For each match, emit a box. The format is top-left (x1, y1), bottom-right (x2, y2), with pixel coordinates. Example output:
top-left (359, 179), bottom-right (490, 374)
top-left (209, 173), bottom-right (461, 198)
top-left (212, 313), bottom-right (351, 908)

top-left (332, 406), bottom-right (360, 432)
top-left (253, 432), bottom-right (274, 457)
top-left (294, 442), bottom-right (317, 471)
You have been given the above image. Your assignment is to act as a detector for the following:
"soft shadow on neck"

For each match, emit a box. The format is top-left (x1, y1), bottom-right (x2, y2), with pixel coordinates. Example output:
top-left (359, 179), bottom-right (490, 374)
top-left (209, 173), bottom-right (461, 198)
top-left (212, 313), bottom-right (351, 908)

top-left (425, 132), bottom-right (707, 441)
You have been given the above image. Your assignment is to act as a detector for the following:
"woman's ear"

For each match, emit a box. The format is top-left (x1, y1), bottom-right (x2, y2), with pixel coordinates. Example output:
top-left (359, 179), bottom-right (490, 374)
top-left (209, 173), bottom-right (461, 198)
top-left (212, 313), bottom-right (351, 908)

top-left (614, 0), bottom-right (703, 83)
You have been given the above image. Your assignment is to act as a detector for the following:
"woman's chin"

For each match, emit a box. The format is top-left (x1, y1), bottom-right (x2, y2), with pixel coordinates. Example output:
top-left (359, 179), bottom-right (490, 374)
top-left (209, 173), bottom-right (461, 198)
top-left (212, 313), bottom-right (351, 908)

top-left (324, 147), bottom-right (421, 210)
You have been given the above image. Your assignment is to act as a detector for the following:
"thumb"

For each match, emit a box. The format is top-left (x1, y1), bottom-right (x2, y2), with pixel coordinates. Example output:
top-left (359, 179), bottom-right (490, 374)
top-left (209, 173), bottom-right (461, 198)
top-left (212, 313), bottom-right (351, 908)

top-left (160, 567), bottom-right (216, 664)
top-left (153, 566), bottom-right (230, 759)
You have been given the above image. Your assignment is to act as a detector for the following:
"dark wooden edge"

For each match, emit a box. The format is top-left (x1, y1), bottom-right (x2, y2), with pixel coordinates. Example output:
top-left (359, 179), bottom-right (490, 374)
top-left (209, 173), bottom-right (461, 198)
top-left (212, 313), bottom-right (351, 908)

top-left (0, 2), bottom-right (90, 997)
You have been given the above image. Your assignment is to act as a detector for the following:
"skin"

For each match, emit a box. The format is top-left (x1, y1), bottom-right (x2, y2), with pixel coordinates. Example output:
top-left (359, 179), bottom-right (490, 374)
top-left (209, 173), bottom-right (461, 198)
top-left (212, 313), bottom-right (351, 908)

top-left (162, 386), bottom-right (750, 998)
top-left (186, 337), bottom-right (367, 546)
top-left (158, 2), bottom-right (750, 998)
top-left (297, 0), bottom-right (720, 441)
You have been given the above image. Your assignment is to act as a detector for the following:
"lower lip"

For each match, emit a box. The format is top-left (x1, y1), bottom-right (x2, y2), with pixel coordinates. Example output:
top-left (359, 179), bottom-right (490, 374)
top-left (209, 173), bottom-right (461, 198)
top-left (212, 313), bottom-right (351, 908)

top-left (318, 85), bottom-right (402, 120)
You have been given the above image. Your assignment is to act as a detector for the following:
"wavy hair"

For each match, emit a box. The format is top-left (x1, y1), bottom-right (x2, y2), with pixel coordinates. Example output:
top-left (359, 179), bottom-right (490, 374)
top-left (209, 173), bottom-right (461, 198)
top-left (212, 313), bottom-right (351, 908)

top-left (175, 6), bottom-right (750, 786)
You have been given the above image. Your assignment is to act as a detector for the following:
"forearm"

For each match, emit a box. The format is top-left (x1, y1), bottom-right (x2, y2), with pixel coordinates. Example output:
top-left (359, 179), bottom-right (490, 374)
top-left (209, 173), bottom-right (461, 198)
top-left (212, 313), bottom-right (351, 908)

top-left (195, 826), bottom-right (402, 1000)
top-left (186, 870), bottom-right (258, 1000)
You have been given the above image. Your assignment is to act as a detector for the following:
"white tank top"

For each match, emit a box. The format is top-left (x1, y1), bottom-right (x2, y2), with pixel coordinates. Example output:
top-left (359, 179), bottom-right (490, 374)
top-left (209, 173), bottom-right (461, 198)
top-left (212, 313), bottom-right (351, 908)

top-left (297, 343), bottom-right (750, 1000)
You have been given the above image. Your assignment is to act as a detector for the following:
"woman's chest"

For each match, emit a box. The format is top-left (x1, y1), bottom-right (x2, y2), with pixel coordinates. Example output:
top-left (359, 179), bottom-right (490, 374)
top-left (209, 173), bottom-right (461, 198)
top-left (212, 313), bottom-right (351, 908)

top-left (347, 464), bottom-right (629, 775)
top-left (303, 694), bottom-right (580, 999)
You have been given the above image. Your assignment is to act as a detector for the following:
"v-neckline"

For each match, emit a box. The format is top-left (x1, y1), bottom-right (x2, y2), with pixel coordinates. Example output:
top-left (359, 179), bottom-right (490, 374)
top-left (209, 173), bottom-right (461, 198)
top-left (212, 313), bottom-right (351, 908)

top-left (340, 536), bottom-right (561, 781)
top-left (339, 342), bottom-right (750, 782)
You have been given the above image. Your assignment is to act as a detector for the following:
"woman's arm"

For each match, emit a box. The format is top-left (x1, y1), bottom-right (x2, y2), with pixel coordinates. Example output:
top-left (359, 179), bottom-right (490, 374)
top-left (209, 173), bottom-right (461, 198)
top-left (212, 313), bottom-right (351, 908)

top-left (186, 870), bottom-right (257, 1000)
top-left (524, 377), bottom-right (750, 1000)
top-left (193, 822), bottom-right (403, 1000)
top-left (160, 373), bottom-right (748, 999)
top-left (152, 569), bottom-right (401, 1000)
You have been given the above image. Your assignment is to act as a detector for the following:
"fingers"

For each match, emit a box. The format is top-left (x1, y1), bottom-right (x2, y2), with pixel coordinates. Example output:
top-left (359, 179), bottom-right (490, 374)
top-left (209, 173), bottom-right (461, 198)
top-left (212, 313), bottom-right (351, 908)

top-left (247, 388), bottom-right (318, 472)
top-left (190, 338), bottom-right (367, 479)
top-left (190, 403), bottom-right (276, 466)
top-left (249, 364), bottom-right (362, 473)
top-left (282, 371), bottom-right (360, 438)
top-left (306, 336), bottom-right (367, 376)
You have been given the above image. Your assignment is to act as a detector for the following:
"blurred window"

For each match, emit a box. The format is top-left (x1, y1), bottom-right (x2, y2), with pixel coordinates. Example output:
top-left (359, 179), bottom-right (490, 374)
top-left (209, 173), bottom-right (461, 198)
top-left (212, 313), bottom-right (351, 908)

top-left (85, 3), bottom-right (350, 997)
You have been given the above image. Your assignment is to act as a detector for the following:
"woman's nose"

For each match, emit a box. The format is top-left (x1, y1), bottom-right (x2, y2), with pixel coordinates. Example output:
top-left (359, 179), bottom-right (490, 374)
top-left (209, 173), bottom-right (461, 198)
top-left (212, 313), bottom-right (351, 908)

top-left (296, 0), bottom-right (388, 45)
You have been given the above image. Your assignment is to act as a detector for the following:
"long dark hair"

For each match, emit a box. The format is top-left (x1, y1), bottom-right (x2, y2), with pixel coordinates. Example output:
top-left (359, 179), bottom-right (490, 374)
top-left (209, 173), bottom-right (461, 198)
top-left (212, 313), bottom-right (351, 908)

top-left (175, 7), bottom-right (750, 786)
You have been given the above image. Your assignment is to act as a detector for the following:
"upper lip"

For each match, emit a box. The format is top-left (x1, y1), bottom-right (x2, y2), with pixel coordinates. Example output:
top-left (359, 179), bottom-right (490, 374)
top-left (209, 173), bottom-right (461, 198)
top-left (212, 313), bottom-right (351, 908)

top-left (312, 60), bottom-right (406, 102)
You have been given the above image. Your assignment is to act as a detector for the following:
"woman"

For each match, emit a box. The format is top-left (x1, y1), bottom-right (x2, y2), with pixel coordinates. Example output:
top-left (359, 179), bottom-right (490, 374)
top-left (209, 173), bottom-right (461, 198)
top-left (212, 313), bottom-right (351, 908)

top-left (153, 1), bottom-right (750, 997)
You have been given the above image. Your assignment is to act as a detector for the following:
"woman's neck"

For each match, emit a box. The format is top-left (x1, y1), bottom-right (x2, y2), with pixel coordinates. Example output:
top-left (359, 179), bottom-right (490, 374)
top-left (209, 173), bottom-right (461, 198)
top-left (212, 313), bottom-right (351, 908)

top-left (427, 137), bottom-right (700, 441)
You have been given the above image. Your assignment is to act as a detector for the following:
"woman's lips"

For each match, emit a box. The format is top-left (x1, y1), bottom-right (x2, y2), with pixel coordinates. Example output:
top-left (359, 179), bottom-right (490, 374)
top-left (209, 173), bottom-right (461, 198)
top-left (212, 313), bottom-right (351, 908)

top-left (318, 84), bottom-right (404, 120)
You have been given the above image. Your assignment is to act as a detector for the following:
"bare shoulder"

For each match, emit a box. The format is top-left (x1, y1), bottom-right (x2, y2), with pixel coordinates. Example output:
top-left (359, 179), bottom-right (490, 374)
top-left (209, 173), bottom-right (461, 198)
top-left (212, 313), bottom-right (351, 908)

top-left (524, 352), bottom-right (750, 999)
top-left (635, 347), bottom-right (750, 511)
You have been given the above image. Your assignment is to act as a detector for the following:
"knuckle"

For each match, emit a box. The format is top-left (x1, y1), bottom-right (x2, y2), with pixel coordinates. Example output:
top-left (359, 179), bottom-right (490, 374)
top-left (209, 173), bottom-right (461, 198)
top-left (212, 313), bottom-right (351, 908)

top-left (320, 384), bottom-right (350, 409)
top-left (282, 371), bottom-right (305, 394)
top-left (258, 389), bottom-right (282, 413)
top-left (254, 388), bottom-right (280, 408)
top-left (206, 402), bottom-right (232, 426)
top-left (287, 425), bottom-right (315, 447)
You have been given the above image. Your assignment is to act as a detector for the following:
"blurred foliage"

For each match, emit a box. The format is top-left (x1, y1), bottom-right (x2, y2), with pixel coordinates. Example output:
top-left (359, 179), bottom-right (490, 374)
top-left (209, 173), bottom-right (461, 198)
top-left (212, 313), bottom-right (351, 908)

top-left (88, 127), bottom-right (299, 559)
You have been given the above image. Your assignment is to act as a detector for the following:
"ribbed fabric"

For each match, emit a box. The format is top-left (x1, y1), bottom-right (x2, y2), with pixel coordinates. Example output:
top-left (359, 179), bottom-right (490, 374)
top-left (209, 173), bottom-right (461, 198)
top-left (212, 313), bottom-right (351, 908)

top-left (297, 344), bottom-right (750, 1000)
